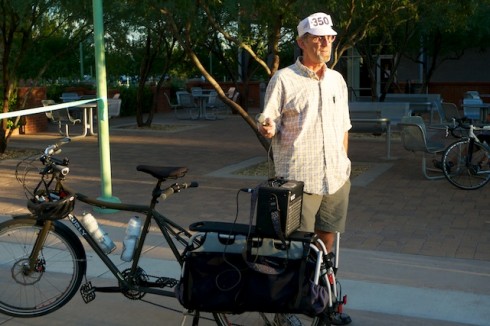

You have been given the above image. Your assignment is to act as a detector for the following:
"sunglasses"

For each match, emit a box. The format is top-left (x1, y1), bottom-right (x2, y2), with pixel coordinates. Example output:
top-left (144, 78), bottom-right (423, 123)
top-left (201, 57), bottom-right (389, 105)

top-left (307, 34), bottom-right (336, 44)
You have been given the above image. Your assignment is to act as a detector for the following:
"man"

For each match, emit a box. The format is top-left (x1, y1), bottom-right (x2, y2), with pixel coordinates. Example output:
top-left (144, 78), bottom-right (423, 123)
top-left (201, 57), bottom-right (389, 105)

top-left (258, 12), bottom-right (352, 325)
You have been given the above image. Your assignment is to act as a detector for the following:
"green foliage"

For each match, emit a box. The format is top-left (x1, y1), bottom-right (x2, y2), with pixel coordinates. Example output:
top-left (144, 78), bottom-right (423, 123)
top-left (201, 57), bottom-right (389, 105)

top-left (46, 85), bottom-right (66, 101)
top-left (115, 86), bottom-right (153, 117)
top-left (4, 91), bottom-right (22, 130)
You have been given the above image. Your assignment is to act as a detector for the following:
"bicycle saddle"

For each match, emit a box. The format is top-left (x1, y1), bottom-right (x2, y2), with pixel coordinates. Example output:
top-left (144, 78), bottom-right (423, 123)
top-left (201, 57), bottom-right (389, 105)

top-left (136, 165), bottom-right (188, 180)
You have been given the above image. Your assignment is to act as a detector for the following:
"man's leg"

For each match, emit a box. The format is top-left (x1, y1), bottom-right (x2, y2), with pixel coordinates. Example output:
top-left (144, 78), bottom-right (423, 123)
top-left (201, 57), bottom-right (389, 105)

top-left (314, 230), bottom-right (336, 253)
top-left (315, 180), bottom-right (351, 326)
top-left (315, 180), bottom-right (351, 249)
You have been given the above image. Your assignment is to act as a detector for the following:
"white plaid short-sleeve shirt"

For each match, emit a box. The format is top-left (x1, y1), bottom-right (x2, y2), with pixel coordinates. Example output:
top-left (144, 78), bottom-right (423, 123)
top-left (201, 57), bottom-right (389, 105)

top-left (263, 57), bottom-right (351, 195)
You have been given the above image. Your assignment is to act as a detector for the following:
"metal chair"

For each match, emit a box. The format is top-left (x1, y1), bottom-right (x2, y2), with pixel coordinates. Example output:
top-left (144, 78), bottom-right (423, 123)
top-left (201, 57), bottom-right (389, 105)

top-left (176, 91), bottom-right (199, 119)
top-left (399, 116), bottom-right (446, 180)
top-left (206, 92), bottom-right (230, 119)
top-left (107, 94), bottom-right (121, 118)
top-left (164, 92), bottom-right (184, 119)
top-left (226, 87), bottom-right (236, 99)
top-left (42, 99), bottom-right (81, 137)
top-left (441, 102), bottom-right (462, 123)
top-left (191, 87), bottom-right (202, 97)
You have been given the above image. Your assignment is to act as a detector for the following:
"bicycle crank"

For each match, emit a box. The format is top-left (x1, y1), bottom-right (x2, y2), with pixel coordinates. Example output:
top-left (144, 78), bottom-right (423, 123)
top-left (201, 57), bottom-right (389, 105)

top-left (121, 267), bottom-right (149, 300)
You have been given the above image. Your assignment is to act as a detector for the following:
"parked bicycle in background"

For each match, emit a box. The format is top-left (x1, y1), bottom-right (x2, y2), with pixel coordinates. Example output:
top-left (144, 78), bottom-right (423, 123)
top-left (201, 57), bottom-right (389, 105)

top-left (442, 118), bottom-right (490, 190)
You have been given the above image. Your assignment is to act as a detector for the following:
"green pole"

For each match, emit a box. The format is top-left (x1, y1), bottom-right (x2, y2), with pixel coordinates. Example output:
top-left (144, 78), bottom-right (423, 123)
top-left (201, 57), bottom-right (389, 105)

top-left (92, 0), bottom-right (120, 212)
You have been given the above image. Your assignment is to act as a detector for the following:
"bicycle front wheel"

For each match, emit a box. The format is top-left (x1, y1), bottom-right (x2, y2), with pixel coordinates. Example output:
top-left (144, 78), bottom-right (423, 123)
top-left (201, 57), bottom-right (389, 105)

top-left (442, 139), bottom-right (490, 190)
top-left (213, 311), bottom-right (328, 326)
top-left (0, 218), bottom-right (86, 317)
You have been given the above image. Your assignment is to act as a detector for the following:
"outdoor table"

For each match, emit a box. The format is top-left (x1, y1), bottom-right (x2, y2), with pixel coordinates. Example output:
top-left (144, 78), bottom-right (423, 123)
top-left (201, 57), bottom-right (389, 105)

top-left (73, 102), bottom-right (97, 137)
top-left (193, 90), bottom-right (216, 120)
top-left (60, 95), bottom-right (81, 102)
top-left (350, 117), bottom-right (392, 159)
top-left (462, 103), bottom-right (490, 122)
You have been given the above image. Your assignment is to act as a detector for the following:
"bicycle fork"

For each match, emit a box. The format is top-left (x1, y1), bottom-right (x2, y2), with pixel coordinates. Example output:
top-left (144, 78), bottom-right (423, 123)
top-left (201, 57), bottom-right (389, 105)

top-left (25, 220), bottom-right (53, 274)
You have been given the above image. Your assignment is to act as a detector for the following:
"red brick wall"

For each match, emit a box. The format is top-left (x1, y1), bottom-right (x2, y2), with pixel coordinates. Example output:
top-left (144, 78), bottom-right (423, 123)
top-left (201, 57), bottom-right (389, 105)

top-left (152, 87), bottom-right (172, 113)
top-left (429, 82), bottom-right (490, 106)
top-left (16, 87), bottom-right (48, 134)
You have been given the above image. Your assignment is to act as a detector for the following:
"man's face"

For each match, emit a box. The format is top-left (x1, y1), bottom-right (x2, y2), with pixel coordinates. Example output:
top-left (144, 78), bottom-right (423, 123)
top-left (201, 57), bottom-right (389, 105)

top-left (298, 34), bottom-right (336, 65)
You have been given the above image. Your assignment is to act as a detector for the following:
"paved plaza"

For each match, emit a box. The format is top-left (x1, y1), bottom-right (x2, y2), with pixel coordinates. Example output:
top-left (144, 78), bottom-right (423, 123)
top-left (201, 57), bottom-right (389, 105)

top-left (0, 110), bottom-right (489, 325)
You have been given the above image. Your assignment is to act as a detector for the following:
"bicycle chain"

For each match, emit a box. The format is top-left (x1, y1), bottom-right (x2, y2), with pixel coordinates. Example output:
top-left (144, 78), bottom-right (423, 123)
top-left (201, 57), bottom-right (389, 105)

top-left (122, 268), bottom-right (179, 289)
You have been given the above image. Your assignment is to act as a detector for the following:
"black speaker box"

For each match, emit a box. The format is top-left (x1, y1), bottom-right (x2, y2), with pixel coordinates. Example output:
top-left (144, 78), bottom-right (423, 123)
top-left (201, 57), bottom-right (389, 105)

top-left (256, 179), bottom-right (304, 239)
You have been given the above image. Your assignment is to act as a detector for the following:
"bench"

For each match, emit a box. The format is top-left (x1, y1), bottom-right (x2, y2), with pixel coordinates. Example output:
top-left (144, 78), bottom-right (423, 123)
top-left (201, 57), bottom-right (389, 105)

top-left (384, 93), bottom-right (443, 124)
top-left (349, 101), bottom-right (412, 159)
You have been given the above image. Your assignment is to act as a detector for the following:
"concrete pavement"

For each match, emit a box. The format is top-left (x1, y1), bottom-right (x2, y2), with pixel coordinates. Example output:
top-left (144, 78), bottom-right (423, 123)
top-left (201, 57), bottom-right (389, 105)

top-left (0, 111), bottom-right (489, 325)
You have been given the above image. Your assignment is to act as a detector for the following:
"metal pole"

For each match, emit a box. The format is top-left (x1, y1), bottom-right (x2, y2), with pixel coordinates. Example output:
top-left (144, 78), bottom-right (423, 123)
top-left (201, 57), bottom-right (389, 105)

top-left (92, 0), bottom-right (120, 212)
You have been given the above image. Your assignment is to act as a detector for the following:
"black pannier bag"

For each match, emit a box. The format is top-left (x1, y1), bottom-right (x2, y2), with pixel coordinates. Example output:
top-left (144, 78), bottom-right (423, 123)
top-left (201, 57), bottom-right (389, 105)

top-left (176, 222), bottom-right (329, 316)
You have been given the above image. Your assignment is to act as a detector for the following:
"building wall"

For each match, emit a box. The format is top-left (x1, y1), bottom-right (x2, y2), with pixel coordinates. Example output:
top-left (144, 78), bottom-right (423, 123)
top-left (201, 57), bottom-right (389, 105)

top-left (393, 48), bottom-right (490, 105)
top-left (397, 48), bottom-right (490, 83)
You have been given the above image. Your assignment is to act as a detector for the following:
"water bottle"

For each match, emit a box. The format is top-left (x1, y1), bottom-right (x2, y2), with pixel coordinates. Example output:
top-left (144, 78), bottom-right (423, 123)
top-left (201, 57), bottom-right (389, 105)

top-left (81, 212), bottom-right (116, 254)
top-left (121, 216), bottom-right (142, 262)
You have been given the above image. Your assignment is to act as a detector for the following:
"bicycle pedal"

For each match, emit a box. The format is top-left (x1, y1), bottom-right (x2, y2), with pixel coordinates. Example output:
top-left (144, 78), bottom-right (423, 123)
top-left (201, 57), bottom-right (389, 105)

top-left (80, 281), bottom-right (96, 303)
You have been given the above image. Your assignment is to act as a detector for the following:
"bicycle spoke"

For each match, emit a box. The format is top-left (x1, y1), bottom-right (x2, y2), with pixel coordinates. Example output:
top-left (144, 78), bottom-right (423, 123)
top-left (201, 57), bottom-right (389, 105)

top-left (442, 139), bottom-right (490, 190)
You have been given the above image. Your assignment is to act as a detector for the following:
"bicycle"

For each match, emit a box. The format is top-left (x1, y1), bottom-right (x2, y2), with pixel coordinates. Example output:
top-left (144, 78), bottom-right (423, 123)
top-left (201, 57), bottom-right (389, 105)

top-left (441, 118), bottom-right (490, 190)
top-left (0, 138), bottom-right (343, 325)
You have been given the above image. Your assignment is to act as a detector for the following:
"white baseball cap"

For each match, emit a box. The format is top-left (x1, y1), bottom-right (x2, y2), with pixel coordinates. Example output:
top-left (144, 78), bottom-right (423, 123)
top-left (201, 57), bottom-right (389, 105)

top-left (297, 12), bottom-right (337, 37)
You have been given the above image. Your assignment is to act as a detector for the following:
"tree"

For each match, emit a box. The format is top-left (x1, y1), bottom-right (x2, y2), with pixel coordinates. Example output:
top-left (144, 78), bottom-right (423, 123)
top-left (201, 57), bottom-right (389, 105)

top-left (405, 0), bottom-right (490, 91)
top-left (105, 0), bottom-right (183, 127)
top-left (326, 0), bottom-right (419, 100)
top-left (155, 0), bottom-right (317, 151)
top-left (0, 0), bottom-right (92, 153)
top-left (153, 0), bottom-right (424, 146)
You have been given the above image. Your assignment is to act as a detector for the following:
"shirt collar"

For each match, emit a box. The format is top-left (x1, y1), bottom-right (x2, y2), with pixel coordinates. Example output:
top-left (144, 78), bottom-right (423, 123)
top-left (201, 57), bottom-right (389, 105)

top-left (295, 57), bottom-right (327, 80)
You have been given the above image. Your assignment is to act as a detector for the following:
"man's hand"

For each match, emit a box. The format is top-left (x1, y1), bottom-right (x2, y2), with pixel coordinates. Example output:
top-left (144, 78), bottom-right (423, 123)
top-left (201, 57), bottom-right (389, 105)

top-left (256, 115), bottom-right (276, 138)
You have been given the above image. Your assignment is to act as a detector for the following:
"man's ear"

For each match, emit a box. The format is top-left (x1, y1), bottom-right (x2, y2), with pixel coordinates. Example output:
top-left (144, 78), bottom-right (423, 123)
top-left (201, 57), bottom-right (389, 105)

top-left (297, 38), bottom-right (305, 51)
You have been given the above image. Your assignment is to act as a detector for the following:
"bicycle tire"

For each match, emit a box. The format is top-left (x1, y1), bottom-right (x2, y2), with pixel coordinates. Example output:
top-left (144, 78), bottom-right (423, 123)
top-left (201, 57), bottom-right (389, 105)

top-left (442, 139), bottom-right (490, 190)
top-left (212, 311), bottom-right (329, 326)
top-left (211, 270), bottom-right (332, 326)
top-left (0, 218), bottom-right (86, 317)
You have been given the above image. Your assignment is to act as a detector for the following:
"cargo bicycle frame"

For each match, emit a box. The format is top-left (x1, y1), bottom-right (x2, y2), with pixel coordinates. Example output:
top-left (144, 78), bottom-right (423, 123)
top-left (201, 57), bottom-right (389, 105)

top-left (0, 138), bottom-right (341, 325)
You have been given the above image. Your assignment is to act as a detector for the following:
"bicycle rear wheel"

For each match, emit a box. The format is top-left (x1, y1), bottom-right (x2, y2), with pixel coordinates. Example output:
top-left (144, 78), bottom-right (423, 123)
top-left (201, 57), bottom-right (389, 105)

top-left (442, 139), bottom-right (490, 190)
top-left (0, 218), bottom-right (86, 317)
top-left (212, 270), bottom-right (332, 326)
top-left (212, 311), bottom-right (328, 325)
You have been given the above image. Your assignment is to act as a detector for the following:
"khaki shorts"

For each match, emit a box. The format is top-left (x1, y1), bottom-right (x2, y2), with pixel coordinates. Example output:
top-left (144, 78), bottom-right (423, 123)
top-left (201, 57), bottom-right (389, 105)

top-left (299, 180), bottom-right (351, 233)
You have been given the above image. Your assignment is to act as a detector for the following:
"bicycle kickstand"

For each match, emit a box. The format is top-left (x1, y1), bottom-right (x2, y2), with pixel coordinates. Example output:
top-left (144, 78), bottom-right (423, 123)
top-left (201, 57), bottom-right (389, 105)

top-left (181, 310), bottom-right (200, 326)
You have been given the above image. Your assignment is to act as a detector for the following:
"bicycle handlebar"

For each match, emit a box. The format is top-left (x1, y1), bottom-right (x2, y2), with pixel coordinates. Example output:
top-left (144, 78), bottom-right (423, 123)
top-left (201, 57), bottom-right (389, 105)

top-left (446, 118), bottom-right (490, 139)
top-left (160, 181), bottom-right (199, 200)
top-left (37, 138), bottom-right (198, 203)
top-left (44, 137), bottom-right (71, 156)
